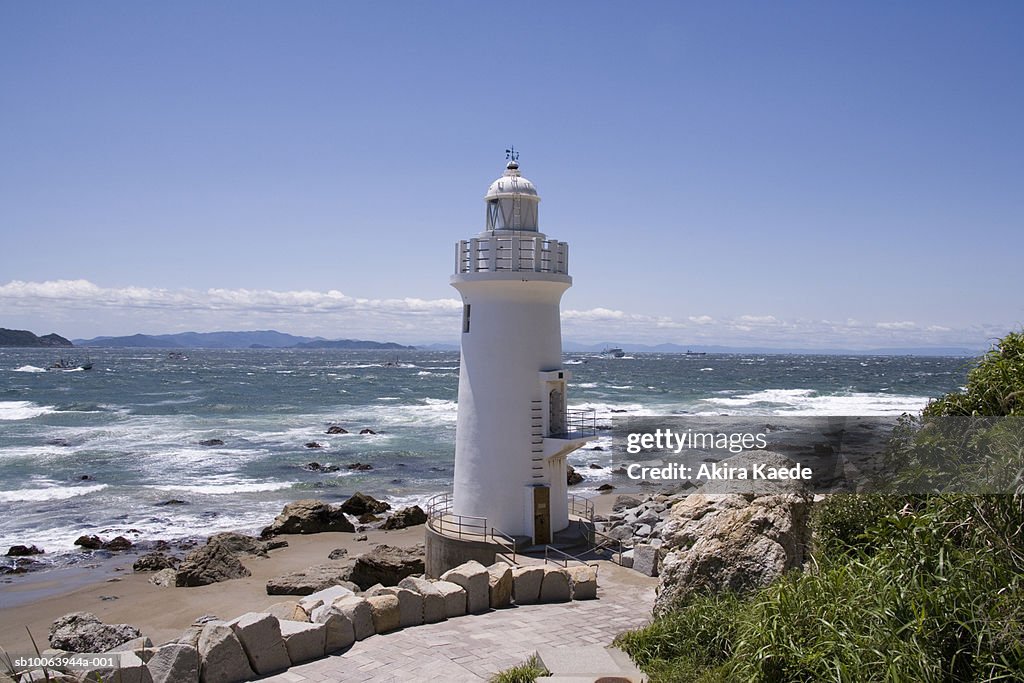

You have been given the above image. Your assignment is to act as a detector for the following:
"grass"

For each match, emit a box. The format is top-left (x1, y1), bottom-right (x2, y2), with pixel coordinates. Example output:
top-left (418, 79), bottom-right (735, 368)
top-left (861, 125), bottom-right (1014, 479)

top-left (615, 330), bottom-right (1024, 682)
top-left (489, 654), bottom-right (550, 683)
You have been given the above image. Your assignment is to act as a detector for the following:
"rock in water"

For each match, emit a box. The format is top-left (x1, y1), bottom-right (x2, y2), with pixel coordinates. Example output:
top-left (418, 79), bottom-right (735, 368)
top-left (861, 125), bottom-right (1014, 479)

top-left (6, 544), bottom-right (43, 556)
top-left (326, 425), bottom-right (348, 434)
top-left (261, 499), bottom-right (355, 536)
top-left (74, 535), bottom-right (103, 550)
top-left (348, 544), bottom-right (425, 590)
top-left (176, 541), bottom-right (251, 587)
top-left (101, 536), bottom-right (133, 551)
top-left (654, 491), bottom-right (812, 615)
top-left (339, 492), bottom-right (391, 515)
top-left (380, 505), bottom-right (427, 530)
top-left (48, 612), bottom-right (142, 652)
top-left (566, 464), bottom-right (584, 485)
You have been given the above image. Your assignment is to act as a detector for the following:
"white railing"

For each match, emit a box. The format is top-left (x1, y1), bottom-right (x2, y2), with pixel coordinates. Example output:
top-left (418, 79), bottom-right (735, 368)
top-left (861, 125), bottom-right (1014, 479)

top-left (455, 236), bottom-right (569, 275)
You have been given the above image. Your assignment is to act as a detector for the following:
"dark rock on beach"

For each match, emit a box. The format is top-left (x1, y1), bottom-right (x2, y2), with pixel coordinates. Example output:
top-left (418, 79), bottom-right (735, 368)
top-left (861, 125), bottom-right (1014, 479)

top-left (133, 552), bottom-right (180, 572)
top-left (597, 484), bottom-right (616, 492)
top-left (340, 491), bottom-right (391, 516)
top-left (49, 612), bottom-right (141, 652)
top-left (207, 531), bottom-right (277, 557)
top-left (380, 505), bottom-right (428, 530)
top-left (102, 536), bottom-right (133, 551)
top-left (261, 499), bottom-right (355, 536)
top-left (358, 513), bottom-right (380, 524)
top-left (328, 548), bottom-right (348, 560)
top-left (266, 563), bottom-right (358, 595)
top-left (6, 544), bottom-right (44, 556)
top-left (348, 544), bottom-right (425, 590)
top-left (175, 541), bottom-right (251, 587)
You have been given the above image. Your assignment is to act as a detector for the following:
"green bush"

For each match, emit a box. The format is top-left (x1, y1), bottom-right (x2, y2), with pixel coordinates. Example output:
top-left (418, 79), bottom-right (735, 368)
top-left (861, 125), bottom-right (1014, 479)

top-left (489, 654), bottom-right (549, 683)
top-left (810, 493), bottom-right (906, 556)
top-left (925, 330), bottom-right (1024, 417)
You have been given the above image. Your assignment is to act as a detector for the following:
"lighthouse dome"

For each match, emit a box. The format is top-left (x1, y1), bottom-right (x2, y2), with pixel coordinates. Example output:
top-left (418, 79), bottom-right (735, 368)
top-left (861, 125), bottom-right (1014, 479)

top-left (484, 161), bottom-right (540, 231)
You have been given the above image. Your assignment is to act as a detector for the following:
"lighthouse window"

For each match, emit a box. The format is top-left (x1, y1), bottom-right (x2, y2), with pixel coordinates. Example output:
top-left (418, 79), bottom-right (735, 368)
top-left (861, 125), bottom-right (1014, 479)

top-left (462, 304), bottom-right (471, 333)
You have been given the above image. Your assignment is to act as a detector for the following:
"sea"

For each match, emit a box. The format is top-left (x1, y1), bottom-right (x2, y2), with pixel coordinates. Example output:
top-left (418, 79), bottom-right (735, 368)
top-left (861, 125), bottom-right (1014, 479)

top-left (0, 348), bottom-right (973, 572)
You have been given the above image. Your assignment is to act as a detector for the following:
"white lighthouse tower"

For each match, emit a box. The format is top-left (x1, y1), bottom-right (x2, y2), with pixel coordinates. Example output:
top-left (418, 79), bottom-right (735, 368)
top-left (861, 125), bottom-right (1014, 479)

top-left (447, 151), bottom-right (592, 548)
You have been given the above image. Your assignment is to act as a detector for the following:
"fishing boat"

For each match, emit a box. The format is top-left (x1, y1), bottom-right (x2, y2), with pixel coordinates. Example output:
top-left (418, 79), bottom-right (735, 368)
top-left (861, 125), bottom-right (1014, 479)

top-left (49, 355), bottom-right (93, 371)
top-left (601, 347), bottom-right (626, 358)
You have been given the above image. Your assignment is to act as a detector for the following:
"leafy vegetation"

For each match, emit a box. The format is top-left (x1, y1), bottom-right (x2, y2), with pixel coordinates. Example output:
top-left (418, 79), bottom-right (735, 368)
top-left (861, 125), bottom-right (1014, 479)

top-left (489, 654), bottom-right (550, 683)
top-left (617, 330), bottom-right (1024, 682)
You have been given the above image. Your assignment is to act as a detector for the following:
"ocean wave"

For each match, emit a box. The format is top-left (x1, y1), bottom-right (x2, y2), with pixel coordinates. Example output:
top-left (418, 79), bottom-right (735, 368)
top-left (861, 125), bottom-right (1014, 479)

top-left (146, 480), bottom-right (296, 494)
top-left (0, 483), bottom-right (108, 502)
top-left (700, 389), bottom-right (928, 416)
top-left (13, 365), bottom-right (47, 373)
top-left (0, 401), bottom-right (56, 420)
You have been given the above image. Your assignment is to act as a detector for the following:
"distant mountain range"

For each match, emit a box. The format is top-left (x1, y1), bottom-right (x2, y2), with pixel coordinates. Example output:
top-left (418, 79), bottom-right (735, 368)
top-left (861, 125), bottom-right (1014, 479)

top-left (0, 328), bottom-right (74, 347)
top-left (74, 330), bottom-right (413, 350)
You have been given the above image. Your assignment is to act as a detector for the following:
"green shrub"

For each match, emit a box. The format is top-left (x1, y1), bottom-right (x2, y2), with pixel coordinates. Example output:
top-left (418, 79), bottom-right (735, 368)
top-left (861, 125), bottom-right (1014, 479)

top-left (925, 330), bottom-right (1024, 417)
top-left (810, 493), bottom-right (906, 556)
top-left (489, 654), bottom-right (549, 683)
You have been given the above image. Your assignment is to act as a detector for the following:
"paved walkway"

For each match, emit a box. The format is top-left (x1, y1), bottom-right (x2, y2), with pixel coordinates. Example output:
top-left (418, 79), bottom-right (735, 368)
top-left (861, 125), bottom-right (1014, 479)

top-left (264, 561), bottom-right (657, 682)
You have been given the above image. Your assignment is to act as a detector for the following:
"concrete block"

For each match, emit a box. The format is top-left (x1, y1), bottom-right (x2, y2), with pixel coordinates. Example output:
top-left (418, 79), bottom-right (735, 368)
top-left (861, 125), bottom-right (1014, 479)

top-left (440, 560), bottom-right (491, 614)
top-left (278, 620), bottom-right (326, 665)
top-left (313, 605), bottom-right (355, 653)
top-left (227, 612), bottom-right (290, 676)
top-left (633, 543), bottom-right (659, 577)
top-left (511, 566), bottom-right (544, 604)
top-left (333, 595), bottom-right (375, 640)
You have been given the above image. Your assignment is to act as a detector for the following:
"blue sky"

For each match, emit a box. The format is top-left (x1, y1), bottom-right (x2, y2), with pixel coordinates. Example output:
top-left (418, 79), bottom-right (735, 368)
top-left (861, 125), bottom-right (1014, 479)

top-left (1, 2), bottom-right (1021, 348)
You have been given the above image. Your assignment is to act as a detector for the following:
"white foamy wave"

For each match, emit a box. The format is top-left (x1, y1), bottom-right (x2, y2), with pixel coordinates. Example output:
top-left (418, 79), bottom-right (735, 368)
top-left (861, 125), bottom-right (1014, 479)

top-left (0, 401), bottom-right (56, 420)
top-left (147, 480), bottom-right (296, 495)
top-left (0, 483), bottom-right (108, 502)
top-left (13, 365), bottom-right (47, 373)
top-left (701, 389), bottom-right (928, 416)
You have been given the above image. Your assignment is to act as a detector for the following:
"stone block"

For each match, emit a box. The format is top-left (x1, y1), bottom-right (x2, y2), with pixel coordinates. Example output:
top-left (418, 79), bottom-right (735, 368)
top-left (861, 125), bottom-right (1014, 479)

top-left (333, 595), bottom-right (375, 640)
top-left (566, 565), bottom-right (598, 600)
top-left (227, 612), bottom-right (290, 676)
top-left (365, 594), bottom-right (401, 633)
top-left (313, 605), bottom-right (355, 653)
top-left (147, 643), bottom-right (199, 683)
top-left (431, 580), bottom-right (467, 618)
top-left (539, 567), bottom-right (571, 602)
top-left (398, 576), bottom-right (446, 623)
top-left (633, 543), bottom-right (659, 577)
top-left (298, 585), bottom-right (355, 614)
top-left (79, 651), bottom-right (151, 683)
top-left (486, 563), bottom-right (513, 609)
top-left (265, 601), bottom-right (310, 623)
top-left (440, 560), bottom-right (490, 614)
top-left (620, 549), bottom-right (634, 569)
top-left (365, 585), bottom-right (424, 628)
top-left (279, 619), bottom-right (326, 665)
top-left (511, 566), bottom-right (544, 604)
top-left (197, 623), bottom-right (254, 683)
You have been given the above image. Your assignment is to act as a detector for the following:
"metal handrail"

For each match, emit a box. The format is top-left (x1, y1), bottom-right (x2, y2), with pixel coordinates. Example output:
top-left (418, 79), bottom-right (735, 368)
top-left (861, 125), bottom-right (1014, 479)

top-left (489, 527), bottom-right (517, 565)
top-left (544, 544), bottom-right (599, 569)
top-left (455, 236), bottom-right (569, 275)
top-left (551, 409), bottom-right (598, 439)
top-left (425, 492), bottom-right (488, 540)
top-left (591, 527), bottom-right (626, 565)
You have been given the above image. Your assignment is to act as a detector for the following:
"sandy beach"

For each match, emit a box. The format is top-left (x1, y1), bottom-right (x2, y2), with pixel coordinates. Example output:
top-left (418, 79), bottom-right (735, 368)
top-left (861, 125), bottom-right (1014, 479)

top-left (0, 491), bottom-right (623, 656)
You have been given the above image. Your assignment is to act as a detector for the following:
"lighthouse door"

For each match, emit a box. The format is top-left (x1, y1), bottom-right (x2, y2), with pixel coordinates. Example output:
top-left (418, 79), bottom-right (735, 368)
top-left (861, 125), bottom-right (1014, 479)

top-left (533, 486), bottom-right (551, 545)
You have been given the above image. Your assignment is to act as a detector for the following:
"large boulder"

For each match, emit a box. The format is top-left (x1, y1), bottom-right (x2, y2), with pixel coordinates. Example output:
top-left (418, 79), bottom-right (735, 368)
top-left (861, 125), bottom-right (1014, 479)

top-left (539, 567), bottom-right (572, 603)
top-left (511, 566), bottom-right (544, 605)
top-left (432, 580), bottom-right (467, 618)
top-left (348, 544), bottom-right (425, 590)
top-left (332, 596), bottom-right (375, 641)
top-left (440, 560), bottom-right (490, 614)
top-left (298, 585), bottom-right (357, 615)
top-left (265, 563), bottom-right (356, 595)
top-left (313, 604), bottom-right (356, 653)
top-left (279, 620), bottom-right (326, 664)
top-left (197, 622), bottom-right (254, 683)
top-left (261, 499), bottom-right (354, 536)
top-left (365, 585), bottom-right (423, 628)
top-left (486, 563), bottom-right (513, 609)
top-left (365, 594), bottom-right (401, 633)
top-left (566, 565), bottom-right (598, 600)
top-left (654, 491), bottom-right (812, 614)
top-left (380, 505), bottom-right (427, 530)
top-left (48, 612), bottom-right (142, 652)
top-left (133, 552), bottom-right (180, 572)
top-left (340, 492), bottom-right (391, 516)
top-left (176, 542), bottom-right (250, 587)
top-left (206, 532), bottom-right (275, 557)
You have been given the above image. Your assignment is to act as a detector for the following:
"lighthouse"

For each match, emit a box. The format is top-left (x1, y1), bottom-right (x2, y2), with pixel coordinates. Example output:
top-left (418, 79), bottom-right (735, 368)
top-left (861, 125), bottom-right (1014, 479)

top-left (447, 152), bottom-right (592, 548)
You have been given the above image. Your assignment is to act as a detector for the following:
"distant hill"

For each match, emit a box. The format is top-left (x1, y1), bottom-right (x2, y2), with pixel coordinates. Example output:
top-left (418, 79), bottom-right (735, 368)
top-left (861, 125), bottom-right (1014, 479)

top-left (294, 339), bottom-right (413, 350)
top-left (74, 330), bottom-right (413, 350)
top-left (0, 328), bottom-right (73, 347)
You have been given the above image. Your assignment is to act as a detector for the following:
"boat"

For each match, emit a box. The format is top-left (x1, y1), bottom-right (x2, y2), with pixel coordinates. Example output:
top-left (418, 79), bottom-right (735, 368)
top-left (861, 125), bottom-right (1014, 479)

top-left (685, 350), bottom-right (707, 356)
top-left (601, 347), bottom-right (626, 358)
top-left (49, 355), bottom-right (93, 371)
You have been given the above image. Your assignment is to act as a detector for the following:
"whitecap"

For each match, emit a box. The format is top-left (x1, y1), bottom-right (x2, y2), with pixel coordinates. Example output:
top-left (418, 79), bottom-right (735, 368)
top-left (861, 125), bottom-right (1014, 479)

top-left (0, 483), bottom-right (108, 502)
top-left (13, 365), bottom-right (47, 373)
top-left (146, 480), bottom-right (296, 495)
top-left (0, 401), bottom-right (56, 420)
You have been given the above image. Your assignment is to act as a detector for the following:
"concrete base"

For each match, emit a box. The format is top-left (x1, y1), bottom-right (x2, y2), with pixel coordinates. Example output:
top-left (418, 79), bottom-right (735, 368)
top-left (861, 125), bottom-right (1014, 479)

top-left (425, 526), bottom-right (503, 578)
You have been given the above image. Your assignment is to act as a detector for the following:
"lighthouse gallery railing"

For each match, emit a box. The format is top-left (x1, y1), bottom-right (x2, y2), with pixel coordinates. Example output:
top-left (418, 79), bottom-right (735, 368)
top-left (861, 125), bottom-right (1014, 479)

top-left (455, 236), bottom-right (568, 275)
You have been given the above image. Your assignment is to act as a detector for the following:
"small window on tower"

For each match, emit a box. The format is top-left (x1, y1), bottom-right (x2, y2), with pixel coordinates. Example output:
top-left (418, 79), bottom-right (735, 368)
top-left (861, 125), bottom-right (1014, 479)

top-left (462, 304), bottom-right (471, 333)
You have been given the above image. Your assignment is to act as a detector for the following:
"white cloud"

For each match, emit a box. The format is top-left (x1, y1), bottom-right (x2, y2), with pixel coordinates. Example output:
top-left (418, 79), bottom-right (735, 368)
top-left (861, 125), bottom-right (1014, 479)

top-left (0, 279), bottom-right (1000, 349)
